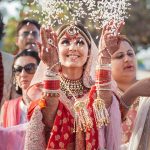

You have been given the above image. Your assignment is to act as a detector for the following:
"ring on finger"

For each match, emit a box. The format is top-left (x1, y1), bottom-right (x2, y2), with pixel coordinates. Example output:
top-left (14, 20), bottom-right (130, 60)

top-left (48, 39), bottom-right (54, 47)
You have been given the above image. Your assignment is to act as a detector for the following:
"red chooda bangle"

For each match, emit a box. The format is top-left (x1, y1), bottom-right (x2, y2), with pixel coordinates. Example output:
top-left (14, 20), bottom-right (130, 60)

top-left (95, 69), bottom-right (111, 84)
top-left (43, 79), bottom-right (60, 91)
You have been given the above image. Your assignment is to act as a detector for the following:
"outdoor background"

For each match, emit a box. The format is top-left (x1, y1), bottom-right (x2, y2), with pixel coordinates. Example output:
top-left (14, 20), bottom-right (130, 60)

top-left (0, 0), bottom-right (150, 78)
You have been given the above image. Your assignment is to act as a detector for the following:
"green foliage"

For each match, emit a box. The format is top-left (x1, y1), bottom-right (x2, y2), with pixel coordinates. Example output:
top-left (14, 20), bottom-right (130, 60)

top-left (124, 0), bottom-right (150, 47)
top-left (3, 17), bottom-right (18, 53)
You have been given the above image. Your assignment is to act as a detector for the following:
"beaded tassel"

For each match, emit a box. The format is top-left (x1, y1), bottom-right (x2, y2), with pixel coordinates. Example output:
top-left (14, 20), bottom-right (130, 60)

top-left (93, 96), bottom-right (109, 127)
top-left (73, 101), bottom-right (93, 132)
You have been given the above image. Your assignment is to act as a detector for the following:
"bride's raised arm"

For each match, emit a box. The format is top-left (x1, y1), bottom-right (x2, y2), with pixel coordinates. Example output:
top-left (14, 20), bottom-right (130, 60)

top-left (97, 20), bottom-right (125, 108)
top-left (38, 26), bottom-right (60, 72)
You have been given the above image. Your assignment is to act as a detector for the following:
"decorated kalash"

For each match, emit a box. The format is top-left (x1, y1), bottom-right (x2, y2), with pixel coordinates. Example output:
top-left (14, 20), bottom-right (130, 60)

top-left (23, 0), bottom-right (130, 150)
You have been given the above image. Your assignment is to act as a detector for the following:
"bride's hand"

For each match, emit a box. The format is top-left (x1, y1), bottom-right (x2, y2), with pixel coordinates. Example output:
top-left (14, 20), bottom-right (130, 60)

top-left (99, 20), bottom-right (125, 57)
top-left (37, 26), bottom-right (60, 72)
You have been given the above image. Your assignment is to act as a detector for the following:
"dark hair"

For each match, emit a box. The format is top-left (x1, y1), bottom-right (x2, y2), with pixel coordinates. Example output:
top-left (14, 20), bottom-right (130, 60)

top-left (0, 12), bottom-right (4, 40)
top-left (14, 49), bottom-right (40, 64)
top-left (14, 49), bottom-right (40, 94)
top-left (16, 19), bottom-right (41, 35)
top-left (118, 35), bottom-right (134, 48)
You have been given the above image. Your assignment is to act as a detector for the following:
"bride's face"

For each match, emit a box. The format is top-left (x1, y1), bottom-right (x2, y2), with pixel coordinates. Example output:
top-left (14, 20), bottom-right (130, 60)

top-left (58, 32), bottom-right (89, 69)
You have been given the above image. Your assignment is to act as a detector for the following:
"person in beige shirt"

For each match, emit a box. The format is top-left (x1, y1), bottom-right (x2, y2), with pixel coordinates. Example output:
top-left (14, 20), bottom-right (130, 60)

top-left (0, 12), bottom-right (14, 110)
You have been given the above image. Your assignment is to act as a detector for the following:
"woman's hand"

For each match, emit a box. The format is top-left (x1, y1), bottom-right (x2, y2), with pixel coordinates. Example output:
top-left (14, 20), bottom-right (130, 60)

top-left (99, 20), bottom-right (125, 56)
top-left (37, 26), bottom-right (60, 72)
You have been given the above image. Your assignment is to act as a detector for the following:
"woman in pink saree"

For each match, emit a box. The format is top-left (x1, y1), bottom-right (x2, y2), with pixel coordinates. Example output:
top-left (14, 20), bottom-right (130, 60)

top-left (0, 49), bottom-right (40, 127)
top-left (108, 32), bottom-right (150, 149)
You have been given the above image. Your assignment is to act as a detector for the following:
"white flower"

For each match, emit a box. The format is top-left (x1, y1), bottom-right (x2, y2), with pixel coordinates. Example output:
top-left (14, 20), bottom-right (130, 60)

top-left (28, 0), bottom-right (131, 29)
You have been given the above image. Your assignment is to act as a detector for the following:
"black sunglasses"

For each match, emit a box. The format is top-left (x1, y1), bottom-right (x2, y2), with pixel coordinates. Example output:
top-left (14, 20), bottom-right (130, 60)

top-left (13, 63), bottom-right (37, 75)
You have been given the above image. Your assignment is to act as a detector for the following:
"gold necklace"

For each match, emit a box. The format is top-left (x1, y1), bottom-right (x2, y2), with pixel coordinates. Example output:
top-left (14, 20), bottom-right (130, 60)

top-left (60, 76), bottom-right (88, 98)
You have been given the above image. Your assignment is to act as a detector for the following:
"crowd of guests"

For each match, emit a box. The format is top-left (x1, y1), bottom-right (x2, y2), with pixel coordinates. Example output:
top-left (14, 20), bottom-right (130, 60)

top-left (0, 10), bottom-right (150, 150)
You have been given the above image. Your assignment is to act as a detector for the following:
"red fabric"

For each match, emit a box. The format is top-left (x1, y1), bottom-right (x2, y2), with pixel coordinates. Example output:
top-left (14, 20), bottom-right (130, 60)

top-left (0, 52), bottom-right (4, 105)
top-left (95, 69), bottom-right (111, 84)
top-left (28, 100), bottom-right (75, 149)
top-left (1, 97), bottom-right (22, 127)
top-left (27, 99), bottom-right (41, 120)
top-left (28, 96), bottom-right (99, 149)
top-left (43, 80), bottom-right (60, 90)
top-left (47, 102), bottom-right (74, 149)
top-left (86, 85), bottom-right (99, 149)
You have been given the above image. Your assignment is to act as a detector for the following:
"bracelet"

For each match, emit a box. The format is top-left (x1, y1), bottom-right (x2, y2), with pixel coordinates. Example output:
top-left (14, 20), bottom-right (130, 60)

top-left (43, 67), bottom-right (60, 96)
top-left (45, 67), bottom-right (58, 77)
top-left (42, 78), bottom-right (60, 95)
top-left (95, 68), bottom-right (111, 84)
top-left (101, 56), bottom-right (111, 60)
top-left (96, 88), bottom-right (112, 91)
top-left (42, 92), bottom-right (60, 97)
top-left (97, 63), bottom-right (111, 68)
top-left (46, 61), bottom-right (61, 73)
top-left (120, 96), bottom-right (131, 109)
top-left (99, 48), bottom-right (111, 58)
top-left (95, 81), bottom-right (112, 87)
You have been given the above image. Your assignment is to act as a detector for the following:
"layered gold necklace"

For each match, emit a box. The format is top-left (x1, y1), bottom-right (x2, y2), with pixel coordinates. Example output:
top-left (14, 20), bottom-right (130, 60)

top-left (60, 76), bottom-right (89, 99)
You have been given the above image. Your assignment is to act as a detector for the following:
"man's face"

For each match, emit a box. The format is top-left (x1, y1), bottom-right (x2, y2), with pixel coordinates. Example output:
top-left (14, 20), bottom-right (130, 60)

top-left (16, 23), bottom-right (40, 52)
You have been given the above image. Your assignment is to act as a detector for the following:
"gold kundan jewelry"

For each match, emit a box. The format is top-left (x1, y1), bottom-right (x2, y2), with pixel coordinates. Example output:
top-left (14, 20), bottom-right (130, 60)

top-left (74, 101), bottom-right (93, 132)
top-left (60, 76), bottom-right (84, 98)
top-left (60, 76), bottom-right (93, 132)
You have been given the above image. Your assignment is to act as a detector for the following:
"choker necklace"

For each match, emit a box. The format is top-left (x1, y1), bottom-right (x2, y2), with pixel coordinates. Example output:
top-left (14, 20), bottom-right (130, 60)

top-left (60, 76), bottom-right (88, 98)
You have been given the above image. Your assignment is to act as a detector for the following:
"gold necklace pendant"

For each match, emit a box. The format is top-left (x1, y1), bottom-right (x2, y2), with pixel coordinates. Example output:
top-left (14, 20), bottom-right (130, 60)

top-left (60, 75), bottom-right (90, 99)
top-left (60, 76), bottom-right (85, 98)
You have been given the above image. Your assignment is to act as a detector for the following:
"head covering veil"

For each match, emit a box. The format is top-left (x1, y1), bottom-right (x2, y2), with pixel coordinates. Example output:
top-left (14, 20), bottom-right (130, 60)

top-left (27, 23), bottom-right (99, 103)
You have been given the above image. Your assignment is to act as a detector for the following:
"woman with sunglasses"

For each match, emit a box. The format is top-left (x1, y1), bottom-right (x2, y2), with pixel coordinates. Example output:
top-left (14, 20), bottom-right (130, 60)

top-left (0, 49), bottom-right (40, 127)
